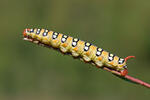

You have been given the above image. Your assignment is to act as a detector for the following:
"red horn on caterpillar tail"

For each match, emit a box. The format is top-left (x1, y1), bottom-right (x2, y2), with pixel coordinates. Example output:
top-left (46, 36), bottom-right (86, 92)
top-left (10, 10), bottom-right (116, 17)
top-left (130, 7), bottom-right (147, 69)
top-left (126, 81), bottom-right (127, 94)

top-left (125, 56), bottom-right (136, 62)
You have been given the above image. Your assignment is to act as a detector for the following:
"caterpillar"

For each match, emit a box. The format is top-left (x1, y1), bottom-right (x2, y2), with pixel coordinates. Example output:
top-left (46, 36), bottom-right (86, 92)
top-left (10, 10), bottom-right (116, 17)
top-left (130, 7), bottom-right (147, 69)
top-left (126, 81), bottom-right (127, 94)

top-left (23, 28), bottom-right (135, 76)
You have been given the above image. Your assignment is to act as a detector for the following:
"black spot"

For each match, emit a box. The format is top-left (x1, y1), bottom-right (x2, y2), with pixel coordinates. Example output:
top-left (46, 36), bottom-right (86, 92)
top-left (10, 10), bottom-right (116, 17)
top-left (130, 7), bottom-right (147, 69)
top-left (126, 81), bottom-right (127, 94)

top-left (43, 30), bottom-right (48, 36)
top-left (84, 42), bottom-right (91, 51)
top-left (36, 29), bottom-right (41, 35)
top-left (96, 48), bottom-right (103, 56)
top-left (52, 32), bottom-right (59, 39)
top-left (108, 53), bottom-right (115, 61)
top-left (61, 35), bottom-right (68, 43)
top-left (118, 58), bottom-right (125, 64)
top-left (30, 29), bottom-right (34, 33)
top-left (72, 38), bottom-right (79, 47)
top-left (123, 65), bottom-right (127, 69)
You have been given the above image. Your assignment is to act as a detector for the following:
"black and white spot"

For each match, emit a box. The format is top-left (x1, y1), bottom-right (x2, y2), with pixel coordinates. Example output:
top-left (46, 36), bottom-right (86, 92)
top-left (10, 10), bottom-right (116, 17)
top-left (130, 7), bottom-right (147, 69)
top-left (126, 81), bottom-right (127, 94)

top-left (123, 65), bottom-right (127, 69)
top-left (61, 35), bottom-right (68, 43)
top-left (52, 32), bottom-right (59, 39)
top-left (30, 29), bottom-right (34, 33)
top-left (43, 29), bottom-right (48, 36)
top-left (84, 42), bottom-right (91, 51)
top-left (118, 58), bottom-right (125, 64)
top-left (96, 48), bottom-right (103, 56)
top-left (72, 38), bottom-right (79, 47)
top-left (36, 29), bottom-right (41, 34)
top-left (108, 53), bottom-right (115, 61)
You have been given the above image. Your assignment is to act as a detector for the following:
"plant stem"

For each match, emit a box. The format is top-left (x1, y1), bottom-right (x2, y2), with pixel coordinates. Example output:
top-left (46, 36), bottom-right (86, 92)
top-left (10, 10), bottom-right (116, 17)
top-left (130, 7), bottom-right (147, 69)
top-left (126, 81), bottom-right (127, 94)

top-left (102, 67), bottom-right (150, 88)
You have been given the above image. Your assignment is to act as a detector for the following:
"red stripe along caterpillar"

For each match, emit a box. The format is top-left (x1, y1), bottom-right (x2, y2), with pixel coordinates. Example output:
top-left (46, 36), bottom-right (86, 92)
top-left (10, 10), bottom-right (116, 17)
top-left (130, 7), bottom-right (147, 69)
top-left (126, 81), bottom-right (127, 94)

top-left (23, 28), bottom-right (135, 76)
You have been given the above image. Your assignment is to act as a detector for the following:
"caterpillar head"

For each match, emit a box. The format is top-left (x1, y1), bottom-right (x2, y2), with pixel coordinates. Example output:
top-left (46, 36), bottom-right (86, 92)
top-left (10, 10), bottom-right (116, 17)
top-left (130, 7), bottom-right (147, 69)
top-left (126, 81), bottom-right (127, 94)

top-left (118, 56), bottom-right (135, 76)
top-left (23, 28), bottom-right (37, 42)
top-left (23, 29), bottom-right (30, 37)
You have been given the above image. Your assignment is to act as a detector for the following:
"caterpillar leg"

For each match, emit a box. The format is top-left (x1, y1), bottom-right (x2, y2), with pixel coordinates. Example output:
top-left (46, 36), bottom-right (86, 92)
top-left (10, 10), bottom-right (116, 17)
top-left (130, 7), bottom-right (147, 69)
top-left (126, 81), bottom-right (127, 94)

top-left (82, 55), bottom-right (91, 62)
top-left (95, 61), bottom-right (103, 68)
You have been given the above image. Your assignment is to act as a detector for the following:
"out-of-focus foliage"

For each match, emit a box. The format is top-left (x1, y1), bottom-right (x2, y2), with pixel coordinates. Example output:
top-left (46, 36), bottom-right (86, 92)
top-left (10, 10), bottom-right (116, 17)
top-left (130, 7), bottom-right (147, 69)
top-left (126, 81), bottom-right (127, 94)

top-left (0, 0), bottom-right (150, 100)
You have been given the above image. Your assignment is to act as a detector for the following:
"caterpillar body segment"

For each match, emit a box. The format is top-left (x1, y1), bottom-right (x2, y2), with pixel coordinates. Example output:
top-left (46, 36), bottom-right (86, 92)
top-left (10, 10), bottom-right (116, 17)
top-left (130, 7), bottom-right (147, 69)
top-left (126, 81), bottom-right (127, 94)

top-left (23, 28), bottom-right (134, 76)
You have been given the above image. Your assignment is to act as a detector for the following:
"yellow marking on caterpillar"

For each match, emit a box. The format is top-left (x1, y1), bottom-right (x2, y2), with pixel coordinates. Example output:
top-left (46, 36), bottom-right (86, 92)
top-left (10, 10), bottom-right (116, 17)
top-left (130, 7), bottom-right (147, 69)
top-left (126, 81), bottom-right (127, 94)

top-left (98, 57), bottom-right (102, 61)
top-left (73, 47), bottom-right (78, 52)
top-left (62, 43), bottom-right (67, 47)
top-left (85, 51), bottom-right (90, 56)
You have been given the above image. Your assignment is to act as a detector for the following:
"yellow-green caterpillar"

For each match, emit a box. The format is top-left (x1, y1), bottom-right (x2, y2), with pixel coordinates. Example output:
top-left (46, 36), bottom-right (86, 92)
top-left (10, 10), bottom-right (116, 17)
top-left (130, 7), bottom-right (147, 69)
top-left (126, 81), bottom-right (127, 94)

top-left (23, 28), bottom-right (135, 76)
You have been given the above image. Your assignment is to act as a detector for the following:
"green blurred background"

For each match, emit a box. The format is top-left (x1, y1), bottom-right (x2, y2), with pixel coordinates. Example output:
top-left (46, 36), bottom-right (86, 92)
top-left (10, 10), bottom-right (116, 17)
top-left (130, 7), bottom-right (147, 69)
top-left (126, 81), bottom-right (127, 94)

top-left (0, 0), bottom-right (150, 100)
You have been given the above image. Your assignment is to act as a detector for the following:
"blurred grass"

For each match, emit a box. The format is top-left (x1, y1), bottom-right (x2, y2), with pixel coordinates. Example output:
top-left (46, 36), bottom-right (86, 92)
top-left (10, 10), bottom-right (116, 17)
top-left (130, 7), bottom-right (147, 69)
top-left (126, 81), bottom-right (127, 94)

top-left (0, 0), bottom-right (150, 100)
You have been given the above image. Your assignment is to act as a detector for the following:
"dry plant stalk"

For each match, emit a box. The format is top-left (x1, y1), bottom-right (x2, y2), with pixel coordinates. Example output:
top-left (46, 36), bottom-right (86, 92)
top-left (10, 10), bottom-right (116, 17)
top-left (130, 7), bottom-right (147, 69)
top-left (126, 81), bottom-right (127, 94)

top-left (102, 67), bottom-right (150, 88)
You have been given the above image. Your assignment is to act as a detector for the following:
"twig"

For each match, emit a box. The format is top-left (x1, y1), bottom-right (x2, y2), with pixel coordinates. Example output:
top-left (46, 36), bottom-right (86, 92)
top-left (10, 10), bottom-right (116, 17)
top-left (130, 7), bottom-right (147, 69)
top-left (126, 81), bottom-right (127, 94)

top-left (23, 38), bottom-right (150, 88)
top-left (102, 67), bottom-right (150, 88)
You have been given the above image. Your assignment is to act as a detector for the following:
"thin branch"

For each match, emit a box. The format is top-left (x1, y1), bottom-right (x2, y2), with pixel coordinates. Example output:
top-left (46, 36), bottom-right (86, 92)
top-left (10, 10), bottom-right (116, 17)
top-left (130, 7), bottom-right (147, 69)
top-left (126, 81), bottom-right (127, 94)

top-left (23, 38), bottom-right (150, 88)
top-left (102, 67), bottom-right (150, 88)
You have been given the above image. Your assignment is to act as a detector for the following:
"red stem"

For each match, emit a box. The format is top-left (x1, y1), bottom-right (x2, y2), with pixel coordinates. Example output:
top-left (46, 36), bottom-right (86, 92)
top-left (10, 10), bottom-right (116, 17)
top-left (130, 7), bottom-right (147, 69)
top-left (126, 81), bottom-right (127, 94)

top-left (102, 67), bottom-right (150, 88)
top-left (125, 75), bottom-right (150, 88)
